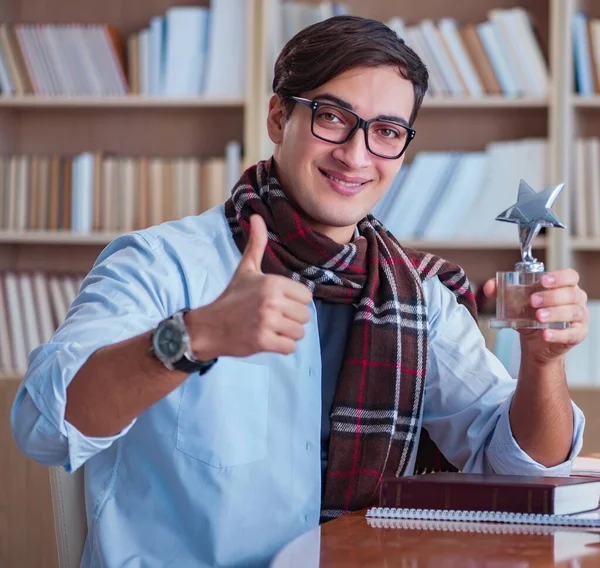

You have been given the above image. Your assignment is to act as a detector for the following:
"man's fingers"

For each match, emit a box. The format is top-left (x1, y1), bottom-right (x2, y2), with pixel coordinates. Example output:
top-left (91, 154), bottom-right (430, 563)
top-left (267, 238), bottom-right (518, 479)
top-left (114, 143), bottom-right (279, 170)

top-left (536, 304), bottom-right (588, 325)
top-left (281, 302), bottom-right (311, 325)
top-left (540, 268), bottom-right (580, 289)
top-left (282, 280), bottom-right (313, 304)
top-left (531, 286), bottom-right (586, 309)
top-left (272, 317), bottom-right (306, 341)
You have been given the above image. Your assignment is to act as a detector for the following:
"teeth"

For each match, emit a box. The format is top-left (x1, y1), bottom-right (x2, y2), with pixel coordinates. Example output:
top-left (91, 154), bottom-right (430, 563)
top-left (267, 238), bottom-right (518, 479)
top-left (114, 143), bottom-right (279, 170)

top-left (324, 171), bottom-right (363, 187)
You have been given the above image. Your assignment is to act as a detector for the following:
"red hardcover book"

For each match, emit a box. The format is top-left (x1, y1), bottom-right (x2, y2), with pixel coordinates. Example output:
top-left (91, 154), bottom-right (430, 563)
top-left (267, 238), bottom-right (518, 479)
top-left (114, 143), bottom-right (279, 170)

top-left (378, 473), bottom-right (600, 515)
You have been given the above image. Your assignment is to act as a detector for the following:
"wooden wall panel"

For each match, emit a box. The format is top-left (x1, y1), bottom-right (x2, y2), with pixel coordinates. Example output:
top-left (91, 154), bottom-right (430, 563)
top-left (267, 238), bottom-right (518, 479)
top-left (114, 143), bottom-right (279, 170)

top-left (0, 379), bottom-right (57, 568)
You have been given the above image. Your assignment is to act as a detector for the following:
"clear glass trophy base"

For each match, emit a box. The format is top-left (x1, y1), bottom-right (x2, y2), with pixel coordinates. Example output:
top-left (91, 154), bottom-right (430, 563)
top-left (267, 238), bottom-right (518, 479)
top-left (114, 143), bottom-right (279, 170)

top-left (489, 271), bottom-right (570, 330)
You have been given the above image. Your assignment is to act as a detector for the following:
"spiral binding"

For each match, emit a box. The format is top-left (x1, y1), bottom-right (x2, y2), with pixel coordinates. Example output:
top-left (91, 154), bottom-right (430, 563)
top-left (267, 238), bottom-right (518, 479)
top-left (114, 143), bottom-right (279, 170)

top-left (365, 507), bottom-right (600, 527)
top-left (366, 517), bottom-right (584, 535)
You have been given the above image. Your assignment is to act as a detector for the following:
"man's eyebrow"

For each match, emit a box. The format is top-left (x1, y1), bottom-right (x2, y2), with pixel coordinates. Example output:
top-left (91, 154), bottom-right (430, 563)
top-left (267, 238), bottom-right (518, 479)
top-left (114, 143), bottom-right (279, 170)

top-left (312, 93), bottom-right (410, 128)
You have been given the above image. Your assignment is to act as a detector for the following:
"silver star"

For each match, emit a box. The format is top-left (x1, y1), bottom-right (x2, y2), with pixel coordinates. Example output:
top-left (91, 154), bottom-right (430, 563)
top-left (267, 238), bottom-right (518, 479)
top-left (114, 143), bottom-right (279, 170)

top-left (496, 179), bottom-right (566, 264)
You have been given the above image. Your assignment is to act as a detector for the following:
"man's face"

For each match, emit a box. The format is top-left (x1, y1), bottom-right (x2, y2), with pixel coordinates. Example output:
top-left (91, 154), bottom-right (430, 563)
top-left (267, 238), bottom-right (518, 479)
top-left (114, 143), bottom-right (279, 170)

top-left (267, 65), bottom-right (415, 243)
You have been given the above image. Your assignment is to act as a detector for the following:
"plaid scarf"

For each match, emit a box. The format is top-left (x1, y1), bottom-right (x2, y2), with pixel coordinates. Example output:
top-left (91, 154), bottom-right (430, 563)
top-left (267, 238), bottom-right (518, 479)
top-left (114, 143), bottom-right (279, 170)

top-left (224, 158), bottom-right (477, 522)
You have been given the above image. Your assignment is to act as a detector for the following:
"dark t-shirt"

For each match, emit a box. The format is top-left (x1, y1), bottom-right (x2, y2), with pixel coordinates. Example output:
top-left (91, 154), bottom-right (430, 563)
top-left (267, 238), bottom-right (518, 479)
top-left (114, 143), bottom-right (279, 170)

top-left (314, 298), bottom-right (356, 498)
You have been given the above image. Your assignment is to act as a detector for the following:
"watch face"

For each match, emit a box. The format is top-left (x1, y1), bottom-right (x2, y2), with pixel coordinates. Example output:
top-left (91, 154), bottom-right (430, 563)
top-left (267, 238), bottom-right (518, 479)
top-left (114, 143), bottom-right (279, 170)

top-left (156, 324), bottom-right (184, 359)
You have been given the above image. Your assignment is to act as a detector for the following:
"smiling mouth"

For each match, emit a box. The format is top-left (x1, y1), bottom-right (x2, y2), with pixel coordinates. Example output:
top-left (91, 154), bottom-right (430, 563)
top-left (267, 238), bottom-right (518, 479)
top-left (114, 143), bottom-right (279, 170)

top-left (319, 168), bottom-right (368, 188)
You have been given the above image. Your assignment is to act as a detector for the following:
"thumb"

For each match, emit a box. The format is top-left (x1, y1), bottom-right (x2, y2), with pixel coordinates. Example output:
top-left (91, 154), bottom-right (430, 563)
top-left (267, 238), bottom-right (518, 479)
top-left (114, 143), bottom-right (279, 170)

top-left (237, 215), bottom-right (268, 274)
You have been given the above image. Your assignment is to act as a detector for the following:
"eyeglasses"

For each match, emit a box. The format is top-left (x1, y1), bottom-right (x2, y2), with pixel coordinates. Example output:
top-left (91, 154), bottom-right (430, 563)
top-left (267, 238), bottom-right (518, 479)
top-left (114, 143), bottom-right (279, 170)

top-left (289, 96), bottom-right (416, 160)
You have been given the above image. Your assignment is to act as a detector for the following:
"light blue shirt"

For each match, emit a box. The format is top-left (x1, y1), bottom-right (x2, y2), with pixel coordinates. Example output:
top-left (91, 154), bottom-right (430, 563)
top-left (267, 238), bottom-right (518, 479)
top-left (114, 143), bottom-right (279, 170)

top-left (11, 206), bottom-right (584, 568)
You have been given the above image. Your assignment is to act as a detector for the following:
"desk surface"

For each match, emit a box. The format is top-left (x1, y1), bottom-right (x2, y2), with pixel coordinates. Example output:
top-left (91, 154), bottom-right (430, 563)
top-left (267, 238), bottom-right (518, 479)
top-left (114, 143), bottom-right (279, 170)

top-left (271, 510), bottom-right (600, 567)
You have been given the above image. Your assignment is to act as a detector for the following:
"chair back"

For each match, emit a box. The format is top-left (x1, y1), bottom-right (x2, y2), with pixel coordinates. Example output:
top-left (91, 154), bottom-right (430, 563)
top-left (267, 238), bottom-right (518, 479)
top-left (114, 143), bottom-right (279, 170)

top-left (49, 466), bottom-right (87, 568)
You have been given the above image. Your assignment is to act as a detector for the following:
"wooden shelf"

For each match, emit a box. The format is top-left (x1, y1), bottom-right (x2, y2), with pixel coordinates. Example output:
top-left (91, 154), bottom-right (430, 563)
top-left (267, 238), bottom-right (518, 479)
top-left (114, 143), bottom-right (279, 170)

top-left (572, 95), bottom-right (600, 108)
top-left (0, 231), bottom-right (120, 245)
top-left (0, 96), bottom-right (246, 109)
top-left (421, 96), bottom-right (548, 109)
top-left (572, 238), bottom-right (600, 251)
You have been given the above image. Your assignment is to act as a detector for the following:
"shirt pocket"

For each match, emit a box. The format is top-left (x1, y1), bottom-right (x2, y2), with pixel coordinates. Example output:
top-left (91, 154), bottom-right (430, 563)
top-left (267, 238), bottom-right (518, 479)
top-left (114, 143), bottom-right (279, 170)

top-left (176, 358), bottom-right (270, 468)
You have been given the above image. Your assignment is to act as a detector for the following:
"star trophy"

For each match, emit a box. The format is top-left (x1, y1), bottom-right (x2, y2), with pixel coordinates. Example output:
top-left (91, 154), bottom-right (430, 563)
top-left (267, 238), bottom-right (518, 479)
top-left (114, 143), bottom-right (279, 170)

top-left (490, 179), bottom-right (570, 330)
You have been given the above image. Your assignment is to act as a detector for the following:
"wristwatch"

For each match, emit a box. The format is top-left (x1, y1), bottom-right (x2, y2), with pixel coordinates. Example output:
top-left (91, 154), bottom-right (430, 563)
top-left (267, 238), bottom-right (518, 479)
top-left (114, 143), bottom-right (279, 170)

top-left (150, 309), bottom-right (217, 374)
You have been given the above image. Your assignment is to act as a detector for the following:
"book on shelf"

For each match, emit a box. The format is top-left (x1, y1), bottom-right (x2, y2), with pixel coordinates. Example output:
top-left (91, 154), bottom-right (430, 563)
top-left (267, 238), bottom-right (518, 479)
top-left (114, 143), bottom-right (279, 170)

top-left (0, 0), bottom-right (247, 98)
top-left (573, 11), bottom-right (600, 96)
top-left (0, 270), bottom-right (84, 375)
top-left (572, 137), bottom-right (600, 238)
top-left (0, 140), bottom-right (242, 234)
top-left (371, 138), bottom-right (548, 241)
top-left (269, 3), bottom-right (548, 99)
top-left (374, 472), bottom-right (600, 516)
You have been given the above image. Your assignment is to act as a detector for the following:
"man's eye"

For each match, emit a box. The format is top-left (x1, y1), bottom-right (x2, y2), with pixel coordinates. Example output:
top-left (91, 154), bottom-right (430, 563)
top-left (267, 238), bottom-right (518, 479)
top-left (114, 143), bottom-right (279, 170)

top-left (321, 112), bottom-right (339, 122)
top-left (379, 128), bottom-right (399, 138)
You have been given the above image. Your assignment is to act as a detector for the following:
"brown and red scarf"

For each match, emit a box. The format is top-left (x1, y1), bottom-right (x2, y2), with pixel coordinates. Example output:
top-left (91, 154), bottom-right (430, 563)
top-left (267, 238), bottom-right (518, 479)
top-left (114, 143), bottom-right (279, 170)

top-left (224, 158), bottom-right (477, 522)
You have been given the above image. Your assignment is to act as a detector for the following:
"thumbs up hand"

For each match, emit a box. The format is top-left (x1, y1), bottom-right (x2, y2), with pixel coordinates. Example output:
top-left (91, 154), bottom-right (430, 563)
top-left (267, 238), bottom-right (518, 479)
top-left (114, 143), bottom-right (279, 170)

top-left (186, 215), bottom-right (313, 360)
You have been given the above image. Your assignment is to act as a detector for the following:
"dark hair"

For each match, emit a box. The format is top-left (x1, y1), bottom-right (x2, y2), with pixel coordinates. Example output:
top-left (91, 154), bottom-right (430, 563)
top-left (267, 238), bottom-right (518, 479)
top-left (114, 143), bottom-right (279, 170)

top-left (272, 15), bottom-right (428, 126)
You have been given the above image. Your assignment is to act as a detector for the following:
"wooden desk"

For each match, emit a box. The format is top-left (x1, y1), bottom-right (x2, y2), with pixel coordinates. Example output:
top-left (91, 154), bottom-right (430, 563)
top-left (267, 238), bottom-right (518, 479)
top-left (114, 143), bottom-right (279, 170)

top-left (271, 510), bottom-right (600, 567)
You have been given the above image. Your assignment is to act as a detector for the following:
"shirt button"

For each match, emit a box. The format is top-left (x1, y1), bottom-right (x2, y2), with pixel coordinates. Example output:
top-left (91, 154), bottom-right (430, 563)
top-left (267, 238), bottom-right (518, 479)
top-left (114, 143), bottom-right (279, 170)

top-left (308, 367), bottom-right (313, 377)
top-left (304, 514), bottom-right (309, 523)
top-left (305, 441), bottom-right (311, 451)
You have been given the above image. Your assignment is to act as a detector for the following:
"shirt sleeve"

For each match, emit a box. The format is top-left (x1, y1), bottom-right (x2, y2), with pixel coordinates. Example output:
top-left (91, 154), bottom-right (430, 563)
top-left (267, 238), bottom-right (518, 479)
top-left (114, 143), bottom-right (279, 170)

top-left (421, 277), bottom-right (585, 476)
top-left (11, 231), bottom-right (184, 473)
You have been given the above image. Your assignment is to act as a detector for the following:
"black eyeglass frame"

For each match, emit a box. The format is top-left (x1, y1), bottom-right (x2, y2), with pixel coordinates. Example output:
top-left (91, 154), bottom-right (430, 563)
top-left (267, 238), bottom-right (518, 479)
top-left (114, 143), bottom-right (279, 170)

top-left (288, 96), bottom-right (416, 160)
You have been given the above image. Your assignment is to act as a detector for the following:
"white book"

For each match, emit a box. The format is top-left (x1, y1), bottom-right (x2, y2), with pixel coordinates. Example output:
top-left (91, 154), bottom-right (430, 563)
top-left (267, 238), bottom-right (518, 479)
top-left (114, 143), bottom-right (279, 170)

top-left (575, 138), bottom-right (588, 237)
top-left (203, 0), bottom-right (247, 97)
top-left (62, 25), bottom-right (92, 95)
top-left (419, 20), bottom-right (465, 96)
top-left (31, 25), bottom-right (62, 95)
top-left (101, 158), bottom-right (114, 232)
top-left (507, 8), bottom-right (549, 97)
top-left (573, 12), bottom-right (594, 96)
top-left (121, 158), bottom-right (136, 232)
top-left (454, 141), bottom-right (519, 239)
top-left (71, 152), bottom-right (94, 233)
top-left (422, 153), bottom-right (489, 240)
top-left (438, 18), bottom-right (484, 98)
top-left (587, 138), bottom-right (600, 238)
top-left (186, 159), bottom-right (199, 215)
top-left (73, 25), bottom-right (103, 96)
top-left (372, 166), bottom-right (410, 222)
top-left (476, 22), bottom-right (521, 97)
top-left (488, 9), bottom-right (534, 96)
top-left (32, 272), bottom-right (55, 343)
top-left (138, 28), bottom-right (151, 96)
top-left (225, 140), bottom-right (242, 196)
top-left (48, 275), bottom-right (69, 329)
top-left (15, 155), bottom-right (29, 231)
top-left (0, 41), bottom-right (14, 95)
top-left (0, 276), bottom-right (14, 373)
top-left (404, 26), bottom-right (445, 97)
top-left (386, 153), bottom-right (456, 238)
top-left (18, 273), bottom-right (42, 357)
top-left (414, 153), bottom-right (462, 237)
top-left (163, 6), bottom-right (210, 96)
top-left (15, 25), bottom-right (45, 94)
top-left (41, 26), bottom-right (71, 95)
top-left (4, 272), bottom-right (29, 374)
top-left (149, 16), bottom-right (165, 96)
top-left (61, 275), bottom-right (79, 306)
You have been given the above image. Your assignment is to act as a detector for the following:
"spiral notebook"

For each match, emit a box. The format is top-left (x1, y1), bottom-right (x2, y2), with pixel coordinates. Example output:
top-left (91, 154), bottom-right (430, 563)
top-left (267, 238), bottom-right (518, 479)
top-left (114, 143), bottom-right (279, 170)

top-left (365, 506), bottom-right (600, 528)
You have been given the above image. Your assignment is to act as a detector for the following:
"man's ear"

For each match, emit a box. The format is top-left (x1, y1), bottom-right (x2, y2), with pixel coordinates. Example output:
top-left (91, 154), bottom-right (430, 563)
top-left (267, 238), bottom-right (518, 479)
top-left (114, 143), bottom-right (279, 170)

top-left (266, 94), bottom-right (286, 144)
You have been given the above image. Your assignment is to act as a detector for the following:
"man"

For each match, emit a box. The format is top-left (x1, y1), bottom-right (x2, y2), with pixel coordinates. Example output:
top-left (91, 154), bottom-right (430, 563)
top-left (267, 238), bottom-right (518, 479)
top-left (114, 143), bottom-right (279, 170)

top-left (12, 15), bottom-right (587, 568)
